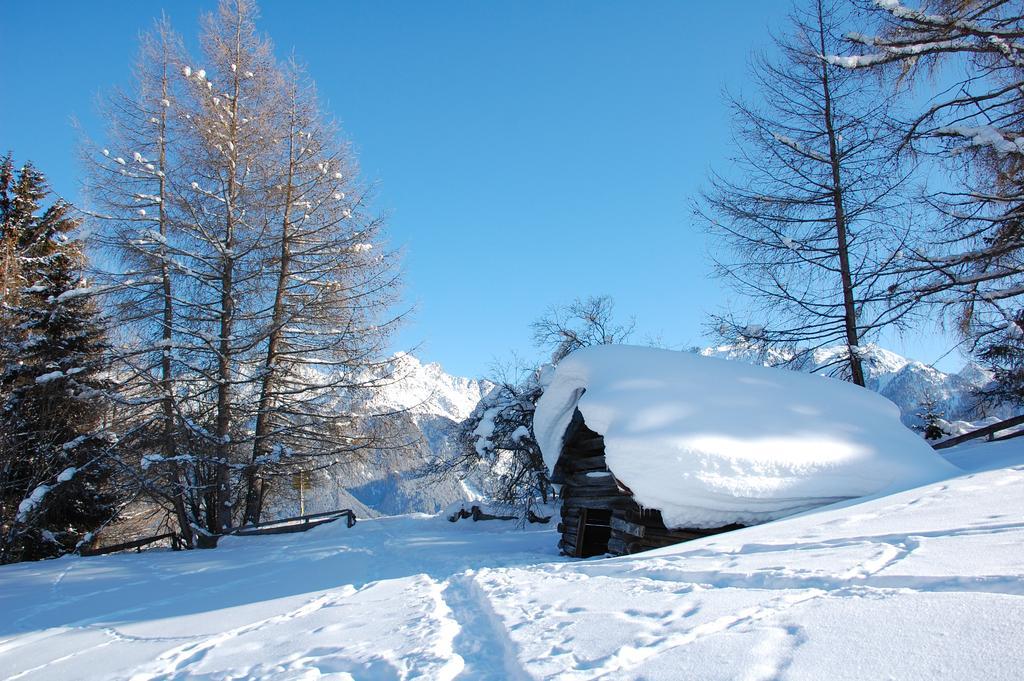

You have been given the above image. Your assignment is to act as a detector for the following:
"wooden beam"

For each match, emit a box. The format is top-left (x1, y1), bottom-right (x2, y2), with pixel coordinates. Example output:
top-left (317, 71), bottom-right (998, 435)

top-left (562, 497), bottom-right (635, 510)
top-left (562, 472), bottom-right (619, 488)
top-left (564, 436), bottom-right (605, 454)
top-left (610, 516), bottom-right (646, 538)
top-left (607, 537), bottom-right (628, 555)
top-left (560, 455), bottom-right (608, 471)
top-left (79, 532), bottom-right (179, 557)
top-left (932, 413), bottom-right (1024, 450)
top-left (563, 485), bottom-right (630, 498)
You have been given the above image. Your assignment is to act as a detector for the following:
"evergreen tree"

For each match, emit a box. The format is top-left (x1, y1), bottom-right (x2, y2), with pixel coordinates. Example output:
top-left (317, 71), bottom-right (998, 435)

top-left (0, 157), bottom-right (117, 563)
top-left (85, 0), bottom-right (404, 539)
top-left (915, 396), bottom-right (948, 442)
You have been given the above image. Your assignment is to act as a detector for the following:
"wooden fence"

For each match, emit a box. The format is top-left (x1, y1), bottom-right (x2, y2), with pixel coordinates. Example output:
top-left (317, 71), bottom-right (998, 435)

top-left (932, 414), bottom-right (1024, 450)
top-left (79, 531), bottom-right (184, 557)
top-left (80, 508), bottom-right (357, 555)
top-left (228, 508), bottom-right (357, 536)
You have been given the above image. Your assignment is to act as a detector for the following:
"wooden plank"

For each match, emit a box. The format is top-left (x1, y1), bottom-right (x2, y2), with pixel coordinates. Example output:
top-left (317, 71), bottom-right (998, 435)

top-left (642, 524), bottom-right (744, 541)
top-left (562, 486), bottom-right (630, 499)
top-left (560, 455), bottom-right (608, 471)
top-left (234, 508), bottom-right (357, 532)
top-left (610, 516), bottom-right (646, 538)
top-left (564, 469), bottom-right (615, 481)
top-left (992, 427), bottom-right (1024, 443)
top-left (624, 509), bottom-right (664, 526)
top-left (564, 496), bottom-right (635, 510)
top-left (563, 436), bottom-right (605, 454)
top-left (231, 516), bottom-right (340, 536)
top-left (574, 509), bottom-right (587, 558)
top-left (80, 532), bottom-right (179, 557)
top-left (932, 413), bottom-right (1024, 449)
top-left (562, 474), bottom-right (619, 489)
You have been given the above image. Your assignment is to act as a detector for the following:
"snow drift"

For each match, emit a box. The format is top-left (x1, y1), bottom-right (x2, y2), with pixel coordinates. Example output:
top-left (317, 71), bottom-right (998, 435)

top-left (534, 345), bottom-right (958, 529)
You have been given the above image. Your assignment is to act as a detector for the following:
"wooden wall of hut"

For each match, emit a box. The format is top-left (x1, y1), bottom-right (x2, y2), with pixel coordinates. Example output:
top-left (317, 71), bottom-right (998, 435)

top-left (553, 409), bottom-right (742, 558)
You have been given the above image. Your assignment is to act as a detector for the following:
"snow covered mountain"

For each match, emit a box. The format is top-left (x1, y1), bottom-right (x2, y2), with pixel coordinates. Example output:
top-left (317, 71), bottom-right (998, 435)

top-left (304, 344), bottom-right (1004, 520)
top-left (371, 352), bottom-right (493, 422)
top-left (701, 342), bottom-right (1010, 427)
top-left (299, 354), bottom-right (495, 519)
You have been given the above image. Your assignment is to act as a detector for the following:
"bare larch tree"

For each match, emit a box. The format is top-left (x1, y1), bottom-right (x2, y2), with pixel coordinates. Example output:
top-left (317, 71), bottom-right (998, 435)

top-left (827, 0), bottom-right (1024, 403)
top-left (84, 0), bottom-right (404, 541)
top-left (697, 0), bottom-right (916, 385)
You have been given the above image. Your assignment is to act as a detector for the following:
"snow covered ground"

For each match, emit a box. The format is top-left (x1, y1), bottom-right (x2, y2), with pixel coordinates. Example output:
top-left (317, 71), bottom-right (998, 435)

top-left (1, 442), bottom-right (1022, 680)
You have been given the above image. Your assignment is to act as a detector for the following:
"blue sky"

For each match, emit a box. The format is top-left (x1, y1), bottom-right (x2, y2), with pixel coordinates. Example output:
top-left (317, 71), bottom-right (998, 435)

top-left (0, 1), bottom-right (964, 378)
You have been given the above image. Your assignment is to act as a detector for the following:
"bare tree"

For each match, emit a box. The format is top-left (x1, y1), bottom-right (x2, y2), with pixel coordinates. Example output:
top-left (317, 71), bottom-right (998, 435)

top-left (82, 16), bottom-right (197, 545)
top-left (240, 61), bottom-right (403, 524)
top-left (532, 295), bottom-right (636, 363)
top-left (827, 0), bottom-right (1024, 402)
top-left (175, 0), bottom-right (280, 533)
top-left (697, 0), bottom-right (916, 385)
top-left (85, 0), bottom-right (404, 541)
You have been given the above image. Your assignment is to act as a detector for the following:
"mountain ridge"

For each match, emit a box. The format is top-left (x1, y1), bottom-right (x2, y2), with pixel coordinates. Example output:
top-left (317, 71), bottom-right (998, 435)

top-left (700, 342), bottom-right (1007, 427)
top-left (311, 344), bottom-right (1006, 519)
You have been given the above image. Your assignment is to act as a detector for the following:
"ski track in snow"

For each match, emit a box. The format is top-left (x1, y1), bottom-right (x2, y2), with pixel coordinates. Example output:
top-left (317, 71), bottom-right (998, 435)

top-left (443, 571), bottom-right (531, 681)
top-left (1, 453), bottom-right (1023, 680)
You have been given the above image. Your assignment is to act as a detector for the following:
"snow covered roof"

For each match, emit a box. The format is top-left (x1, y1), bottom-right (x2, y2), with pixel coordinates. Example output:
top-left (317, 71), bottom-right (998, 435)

top-left (533, 345), bottom-right (958, 529)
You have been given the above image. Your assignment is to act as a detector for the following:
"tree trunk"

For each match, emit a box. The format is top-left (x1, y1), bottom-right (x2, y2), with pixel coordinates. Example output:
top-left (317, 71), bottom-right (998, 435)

top-left (212, 20), bottom-right (245, 534)
top-left (817, 0), bottom-right (865, 387)
top-left (155, 45), bottom-right (195, 548)
top-left (243, 122), bottom-right (296, 525)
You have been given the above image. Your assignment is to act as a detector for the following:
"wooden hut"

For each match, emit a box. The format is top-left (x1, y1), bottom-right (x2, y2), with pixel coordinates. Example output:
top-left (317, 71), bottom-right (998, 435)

top-left (536, 345), bottom-right (956, 560)
top-left (552, 409), bottom-right (742, 558)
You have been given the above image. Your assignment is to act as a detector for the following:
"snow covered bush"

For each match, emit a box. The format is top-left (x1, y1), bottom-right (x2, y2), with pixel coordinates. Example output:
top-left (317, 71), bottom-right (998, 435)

top-left (444, 296), bottom-right (636, 515)
top-left (454, 364), bottom-right (553, 515)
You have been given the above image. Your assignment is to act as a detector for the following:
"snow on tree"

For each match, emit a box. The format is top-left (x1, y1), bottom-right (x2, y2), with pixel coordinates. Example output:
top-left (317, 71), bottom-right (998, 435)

top-left (696, 0), bottom-right (917, 386)
top-left (915, 394), bottom-right (948, 441)
top-left (449, 296), bottom-right (633, 513)
top-left (239, 59), bottom-right (403, 525)
top-left (84, 0), bottom-right (403, 539)
top-left (83, 16), bottom-right (199, 547)
top-left (827, 0), bottom-right (1024, 403)
top-left (0, 157), bottom-right (119, 564)
top-left (455, 362), bottom-right (552, 514)
top-left (165, 0), bottom-right (284, 535)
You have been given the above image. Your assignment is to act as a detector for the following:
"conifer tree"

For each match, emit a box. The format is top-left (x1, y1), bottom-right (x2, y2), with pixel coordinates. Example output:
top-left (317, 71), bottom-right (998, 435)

top-left (85, 16), bottom-right (198, 547)
top-left (0, 157), bottom-right (117, 563)
top-left (240, 61), bottom-right (402, 524)
top-left (915, 396), bottom-right (948, 442)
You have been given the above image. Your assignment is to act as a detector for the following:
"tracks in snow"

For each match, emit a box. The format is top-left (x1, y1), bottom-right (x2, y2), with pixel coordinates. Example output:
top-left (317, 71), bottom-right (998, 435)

top-left (125, 589), bottom-right (354, 681)
top-left (442, 571), bottom-right (531, 681)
